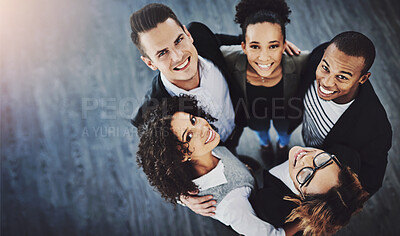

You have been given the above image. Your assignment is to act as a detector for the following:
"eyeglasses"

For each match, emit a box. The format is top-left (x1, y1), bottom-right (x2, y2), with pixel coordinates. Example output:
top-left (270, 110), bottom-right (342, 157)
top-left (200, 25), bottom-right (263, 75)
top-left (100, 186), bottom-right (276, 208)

top-left (296, 152), bottom-right (342, 198)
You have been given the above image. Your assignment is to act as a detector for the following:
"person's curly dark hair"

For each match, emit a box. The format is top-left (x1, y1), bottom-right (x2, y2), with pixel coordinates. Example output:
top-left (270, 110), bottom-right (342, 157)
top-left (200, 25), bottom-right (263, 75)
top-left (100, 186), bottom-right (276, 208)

top-left (136, 95), bottom-right (217, 204)
top-left (234, 0), bottom-right (291, 41)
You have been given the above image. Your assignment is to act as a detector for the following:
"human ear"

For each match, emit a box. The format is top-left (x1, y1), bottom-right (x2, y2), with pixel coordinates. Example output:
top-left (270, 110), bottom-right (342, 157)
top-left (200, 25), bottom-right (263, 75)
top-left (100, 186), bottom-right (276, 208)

top-left (241, 41), bottom-right (247, 54)
top-left (141, 56), bottom-right (158, 71)
top-left (359, 72), bottom-right (371, 85)
top-left (183, 25), bottom-right (194, 44)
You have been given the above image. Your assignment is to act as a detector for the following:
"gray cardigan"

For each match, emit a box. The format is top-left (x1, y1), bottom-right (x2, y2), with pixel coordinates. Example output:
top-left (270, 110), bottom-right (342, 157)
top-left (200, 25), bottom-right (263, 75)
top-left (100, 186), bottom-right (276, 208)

top-left (197, 146), bottom-right (255, 206)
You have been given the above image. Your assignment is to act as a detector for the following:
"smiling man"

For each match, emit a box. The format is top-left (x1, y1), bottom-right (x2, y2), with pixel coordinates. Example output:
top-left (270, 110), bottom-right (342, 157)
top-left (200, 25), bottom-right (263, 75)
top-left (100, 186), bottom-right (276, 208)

top-left (289, 31), bottom-right (392, 196)
top-left (130, 3), bottom-right (243, 151)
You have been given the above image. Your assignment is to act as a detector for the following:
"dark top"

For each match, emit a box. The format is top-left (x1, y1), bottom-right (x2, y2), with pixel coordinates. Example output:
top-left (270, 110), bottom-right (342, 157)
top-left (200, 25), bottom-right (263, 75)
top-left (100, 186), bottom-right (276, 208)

top-left (246, 79), bottom-right (285, 130)
top-left (288, 43), bottom-right (393, 195)
top-left (251, 170), bottom-right (298, 228)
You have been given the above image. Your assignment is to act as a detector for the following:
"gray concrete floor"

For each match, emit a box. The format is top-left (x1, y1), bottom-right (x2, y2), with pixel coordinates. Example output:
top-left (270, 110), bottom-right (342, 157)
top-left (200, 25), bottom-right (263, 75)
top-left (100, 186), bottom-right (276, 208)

top-left (1, 0), bottom-right (399, 235)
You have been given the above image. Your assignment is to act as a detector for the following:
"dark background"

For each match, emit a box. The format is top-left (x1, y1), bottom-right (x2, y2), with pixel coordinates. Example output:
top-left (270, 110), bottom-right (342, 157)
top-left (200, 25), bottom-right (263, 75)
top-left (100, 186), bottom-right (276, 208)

top-left (1, 0), bottom-right (399, 235)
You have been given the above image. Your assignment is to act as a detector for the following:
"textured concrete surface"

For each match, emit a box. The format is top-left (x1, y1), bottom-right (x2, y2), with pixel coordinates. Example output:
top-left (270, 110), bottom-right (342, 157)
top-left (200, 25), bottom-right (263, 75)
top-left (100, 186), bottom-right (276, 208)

top-left (1, 0), bottom-right (399, 235)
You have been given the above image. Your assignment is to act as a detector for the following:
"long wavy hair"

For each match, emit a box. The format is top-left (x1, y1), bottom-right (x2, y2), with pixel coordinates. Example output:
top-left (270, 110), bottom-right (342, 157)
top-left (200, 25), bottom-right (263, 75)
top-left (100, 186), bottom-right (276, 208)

top-left (284, 166), bottom-right (369, 236)
top-left (235, 0), bottom-right (291, 41)
top-left (136, 95), bottom-right (217, 204)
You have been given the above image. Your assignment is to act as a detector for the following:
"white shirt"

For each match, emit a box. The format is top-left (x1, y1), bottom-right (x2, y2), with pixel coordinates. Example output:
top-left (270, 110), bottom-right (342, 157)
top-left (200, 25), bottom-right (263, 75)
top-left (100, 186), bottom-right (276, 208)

top-left (303, 80), bottom-right (354, 147)
top-left (191, 151), bottom-right (285, 236)
top-left (160, 56), bottom-right (235, 142)
top-left (270, 160), bottom-right (300, 195)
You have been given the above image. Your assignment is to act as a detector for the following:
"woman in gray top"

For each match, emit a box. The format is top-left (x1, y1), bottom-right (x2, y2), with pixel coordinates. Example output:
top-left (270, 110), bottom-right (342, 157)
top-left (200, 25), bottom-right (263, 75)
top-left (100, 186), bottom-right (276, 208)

top-left (136, 96), bottom-right (368, 236)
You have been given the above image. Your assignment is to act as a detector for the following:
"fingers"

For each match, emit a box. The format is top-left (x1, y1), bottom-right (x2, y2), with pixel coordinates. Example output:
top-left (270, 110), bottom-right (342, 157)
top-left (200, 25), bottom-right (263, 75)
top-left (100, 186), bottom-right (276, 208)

top-left (285, 40), bottom-right (301, 56)
top-left (180, 194), bottom-right (216, 216)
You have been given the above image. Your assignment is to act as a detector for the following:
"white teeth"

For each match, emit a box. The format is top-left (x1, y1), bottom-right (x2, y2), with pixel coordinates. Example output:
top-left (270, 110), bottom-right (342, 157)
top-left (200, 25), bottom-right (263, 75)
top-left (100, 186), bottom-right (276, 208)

top-left (320, 86), bottom-right (334, 94)
top-left (258, 63), bottom-right (272, 69)
top-left (175, 58), bottom-right (189, 70)
top-left (205, 129), bottom-right (213, 144)
top-left (296, 152), bottom-right (307, 160)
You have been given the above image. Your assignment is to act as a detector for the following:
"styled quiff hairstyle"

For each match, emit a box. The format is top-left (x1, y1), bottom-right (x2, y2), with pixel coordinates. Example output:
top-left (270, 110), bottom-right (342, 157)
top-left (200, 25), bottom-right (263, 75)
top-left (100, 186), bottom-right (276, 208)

top-left (130, 3), bottom-right (184, 58)
top-left (136, 95), bottom-right (217, 204)
top-left (329, 31), bottom-right (376, 75)
top-left (234, 0), bottom-right (291, 41)
top-left (285, 166), bottom-right (369, 236)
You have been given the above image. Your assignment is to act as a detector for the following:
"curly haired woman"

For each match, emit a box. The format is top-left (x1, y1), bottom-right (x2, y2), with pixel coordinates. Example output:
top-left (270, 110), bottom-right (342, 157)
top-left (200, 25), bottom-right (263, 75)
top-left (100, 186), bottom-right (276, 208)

top-left (136, 95), bottom-right (368, 235)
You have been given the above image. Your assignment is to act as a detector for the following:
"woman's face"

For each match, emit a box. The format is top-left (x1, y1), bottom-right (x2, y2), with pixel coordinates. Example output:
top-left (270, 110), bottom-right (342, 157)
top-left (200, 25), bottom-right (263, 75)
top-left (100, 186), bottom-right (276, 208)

top-left (241, 22), bottom-right (286, 78)
top-left (288, 146), bottom-right (341, 196)
top-left (171, 112), bottom-right (220, 161)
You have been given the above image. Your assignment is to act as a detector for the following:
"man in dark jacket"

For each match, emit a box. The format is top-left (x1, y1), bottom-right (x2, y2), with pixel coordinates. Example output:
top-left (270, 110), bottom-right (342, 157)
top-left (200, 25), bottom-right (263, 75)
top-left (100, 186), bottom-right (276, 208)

top-left (288, 31), bottom-right (392, 196)
top-left (129, 4), bottom-right (245, 151)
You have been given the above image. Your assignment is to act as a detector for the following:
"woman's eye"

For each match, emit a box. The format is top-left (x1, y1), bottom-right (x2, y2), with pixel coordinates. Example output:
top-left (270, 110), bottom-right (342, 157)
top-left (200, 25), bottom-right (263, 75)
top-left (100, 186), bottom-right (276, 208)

top-left (186, 132), bottom-right (193, 142)
top-left (269, 45), bottom-right (279, 49)
top-left (190, 116), bottom-right (196, 125)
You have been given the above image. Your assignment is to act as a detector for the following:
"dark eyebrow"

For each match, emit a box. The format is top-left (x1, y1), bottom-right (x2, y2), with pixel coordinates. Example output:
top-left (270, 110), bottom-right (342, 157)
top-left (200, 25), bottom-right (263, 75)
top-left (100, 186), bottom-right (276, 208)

top-left (155, 48), bottom-right (167, 57)
top-left (323, 59), bottom-right (353, 76)
top-left (322, 59), bottom-right (330, 67)
top-left (249, 41), bottom-right (260, 44)
top-left (182, 128), bottom-right (187, 142)
top-left (339, 71), bottom-right (353, 76)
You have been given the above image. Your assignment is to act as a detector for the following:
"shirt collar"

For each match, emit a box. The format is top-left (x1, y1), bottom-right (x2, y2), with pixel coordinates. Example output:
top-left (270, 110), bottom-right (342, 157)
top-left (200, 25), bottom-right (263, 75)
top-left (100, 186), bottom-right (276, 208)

top-left (269, 160), bottom-right (300, 195)
top-left (160, 56), bottom-right (208, 96)
top-left (192, 151), bottom-right (228, 191)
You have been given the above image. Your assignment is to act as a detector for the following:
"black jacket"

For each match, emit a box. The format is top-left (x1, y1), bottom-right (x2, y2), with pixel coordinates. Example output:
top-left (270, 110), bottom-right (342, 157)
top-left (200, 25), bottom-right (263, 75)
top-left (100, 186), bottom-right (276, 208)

top-left (289, 43), bottom-right (393, 195)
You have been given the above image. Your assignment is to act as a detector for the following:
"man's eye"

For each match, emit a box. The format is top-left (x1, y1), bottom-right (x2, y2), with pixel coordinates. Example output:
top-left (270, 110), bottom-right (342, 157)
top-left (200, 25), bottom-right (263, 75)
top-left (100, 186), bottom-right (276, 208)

top-left (176, 36), bottom-right (183, 44)
top-left (337, 75), bottom-right (348, 80)
top-left (322, 65), bottom-right (329, 72)
top-left (269, 45), bottom-right (279, 49)
top-left (186, 132), bottom-right (193, 142)
top-left (250, 45), bottom-right (259, 49)
top-left (190, 116), bottom-right (196, 125)
top-left (159, 50), bottom-right (167, 57)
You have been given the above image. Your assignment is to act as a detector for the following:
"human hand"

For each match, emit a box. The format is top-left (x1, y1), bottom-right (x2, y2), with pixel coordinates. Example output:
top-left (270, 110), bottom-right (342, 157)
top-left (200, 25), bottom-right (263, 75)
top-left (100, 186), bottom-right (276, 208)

top-left (285, 40), bottom-right (301, 56)
top-left (180, 190), bottom-right (216, 216)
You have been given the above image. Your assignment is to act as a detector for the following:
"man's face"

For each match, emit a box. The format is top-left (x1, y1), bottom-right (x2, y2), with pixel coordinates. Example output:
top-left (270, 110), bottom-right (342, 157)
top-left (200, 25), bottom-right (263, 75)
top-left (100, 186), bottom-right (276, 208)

top-left (315, 44), bottom-right (370, 104)
top-left (139, 18), bottom-right (199, 85)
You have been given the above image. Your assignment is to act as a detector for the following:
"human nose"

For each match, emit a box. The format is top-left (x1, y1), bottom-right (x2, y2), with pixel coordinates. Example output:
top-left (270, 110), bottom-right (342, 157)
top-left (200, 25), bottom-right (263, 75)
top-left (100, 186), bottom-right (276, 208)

top-left (170, 48), bottom-right (183, 61)
top-left (194, 121), bottom-right (208, 138)
top-left (299, 152), bottom-right (315, 167)
top-left (321, 74), bottom-right (335, 88)
top-left (258, 48), bottom-right (269, 61)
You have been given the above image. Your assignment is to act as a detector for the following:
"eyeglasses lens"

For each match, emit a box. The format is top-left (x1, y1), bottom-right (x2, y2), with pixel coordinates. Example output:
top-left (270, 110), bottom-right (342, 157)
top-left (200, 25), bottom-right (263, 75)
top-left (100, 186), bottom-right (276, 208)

top-left (314, 153), bottom-right (332, 167)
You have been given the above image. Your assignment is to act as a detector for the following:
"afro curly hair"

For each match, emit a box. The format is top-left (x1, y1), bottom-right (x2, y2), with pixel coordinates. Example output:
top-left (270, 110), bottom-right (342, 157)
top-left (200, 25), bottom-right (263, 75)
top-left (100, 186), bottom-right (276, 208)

top-left (234, 0), bottom-right (291, 40)
top-left (136, 95), bottom-right (218, 204)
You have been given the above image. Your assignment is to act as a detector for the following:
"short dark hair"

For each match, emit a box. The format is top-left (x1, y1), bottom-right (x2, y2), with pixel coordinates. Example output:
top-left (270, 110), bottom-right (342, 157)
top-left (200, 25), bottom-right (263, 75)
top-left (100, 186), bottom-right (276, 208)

top-left (130, 3), bottom-right (184, 58)
top-left (285, 166), bottom-right (369, 236)
top-left (329, 31), bottom-right (376, 75)
top-left (234, 0), bottom-right (291, 41)
top-left (136, 95), bottom-right (217, 204)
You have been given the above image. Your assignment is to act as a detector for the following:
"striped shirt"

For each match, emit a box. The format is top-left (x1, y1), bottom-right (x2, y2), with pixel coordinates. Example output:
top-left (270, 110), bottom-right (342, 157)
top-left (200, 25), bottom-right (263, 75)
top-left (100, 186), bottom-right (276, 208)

top-left (302, 80), bottom-right (353, 147)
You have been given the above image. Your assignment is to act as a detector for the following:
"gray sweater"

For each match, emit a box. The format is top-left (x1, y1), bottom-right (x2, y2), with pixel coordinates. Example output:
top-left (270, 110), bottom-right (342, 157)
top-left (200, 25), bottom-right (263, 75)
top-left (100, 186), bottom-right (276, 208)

top-left (197, 146), bottom-right (255, 206)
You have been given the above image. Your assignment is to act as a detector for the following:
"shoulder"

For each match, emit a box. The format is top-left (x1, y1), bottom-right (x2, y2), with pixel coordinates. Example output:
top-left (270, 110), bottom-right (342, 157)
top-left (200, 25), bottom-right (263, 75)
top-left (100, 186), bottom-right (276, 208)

top-left (220, 45), bottom-right (246, 71)
top-left (282, 51), bottom-right (310, 74)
